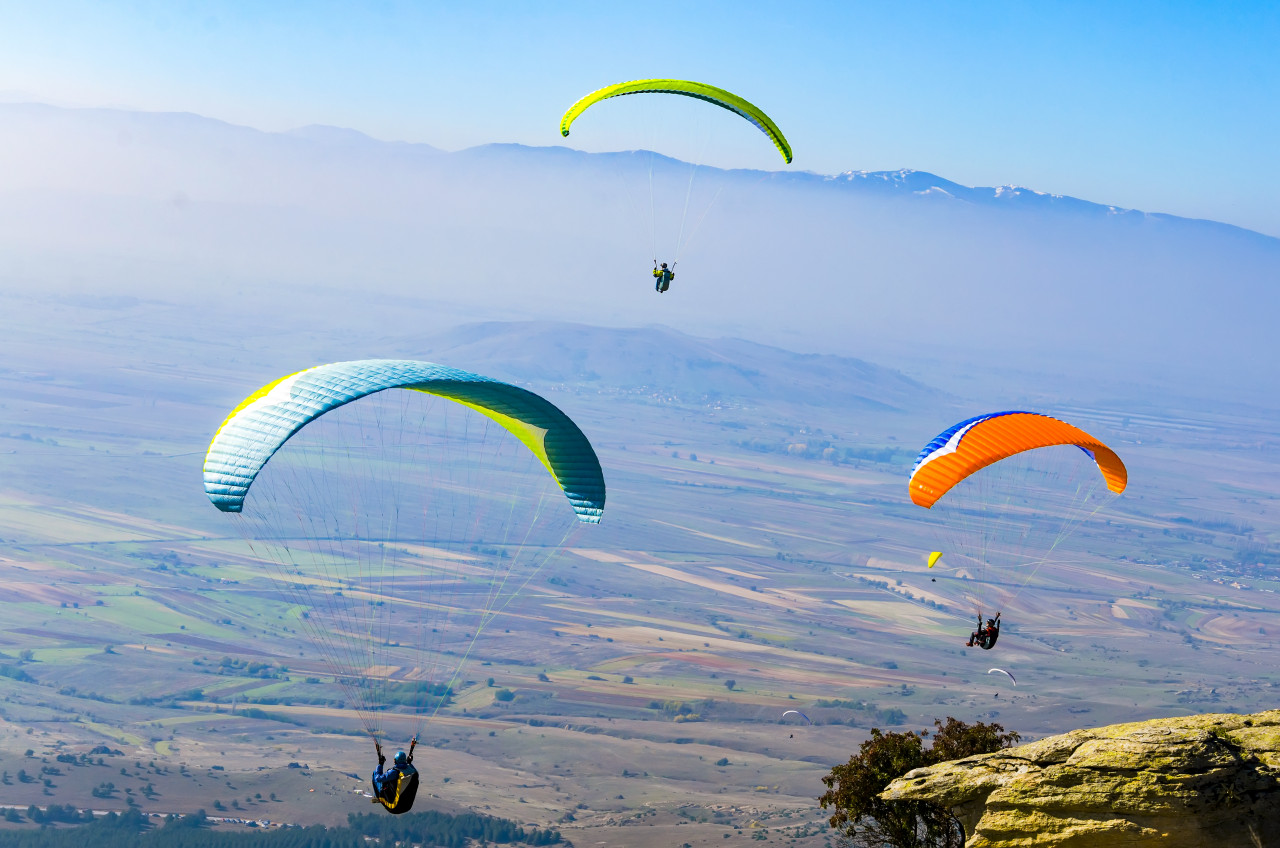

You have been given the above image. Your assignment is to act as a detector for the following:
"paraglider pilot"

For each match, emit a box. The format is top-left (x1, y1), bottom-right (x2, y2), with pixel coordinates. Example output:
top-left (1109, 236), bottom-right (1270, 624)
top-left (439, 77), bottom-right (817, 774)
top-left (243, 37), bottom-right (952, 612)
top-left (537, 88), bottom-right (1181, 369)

top-left (653, 262), bottom-right (674, 293)
top-left (372, 736), bottom-right (419, 814)
top-left (966, 612), bottom-right (1000, 650)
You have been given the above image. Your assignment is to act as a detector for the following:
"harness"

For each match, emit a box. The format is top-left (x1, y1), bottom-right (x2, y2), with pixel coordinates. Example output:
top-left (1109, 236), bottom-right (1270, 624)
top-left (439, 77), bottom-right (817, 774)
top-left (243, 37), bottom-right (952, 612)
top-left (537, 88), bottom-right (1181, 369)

top-left (373, 765), bottom-right (419, 814)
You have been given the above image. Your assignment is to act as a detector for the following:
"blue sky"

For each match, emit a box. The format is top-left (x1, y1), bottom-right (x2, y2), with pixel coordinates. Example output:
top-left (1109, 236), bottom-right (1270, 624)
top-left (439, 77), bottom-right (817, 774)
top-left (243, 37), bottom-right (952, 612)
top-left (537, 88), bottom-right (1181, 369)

top-left (2, 0), bottom-right (1277, 236)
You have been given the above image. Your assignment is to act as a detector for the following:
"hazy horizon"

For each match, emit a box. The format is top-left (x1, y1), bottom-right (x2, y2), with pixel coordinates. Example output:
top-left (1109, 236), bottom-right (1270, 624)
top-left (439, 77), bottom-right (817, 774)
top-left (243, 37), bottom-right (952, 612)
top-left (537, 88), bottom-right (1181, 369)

top-left (3, 100), bottom-right (1277, 410)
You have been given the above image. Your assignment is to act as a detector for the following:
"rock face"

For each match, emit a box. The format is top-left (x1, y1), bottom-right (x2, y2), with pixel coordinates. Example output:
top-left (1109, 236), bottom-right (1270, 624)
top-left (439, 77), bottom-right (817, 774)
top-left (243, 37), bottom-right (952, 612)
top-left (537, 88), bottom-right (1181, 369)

top-left (881, 710), bottom-right (1280, 847)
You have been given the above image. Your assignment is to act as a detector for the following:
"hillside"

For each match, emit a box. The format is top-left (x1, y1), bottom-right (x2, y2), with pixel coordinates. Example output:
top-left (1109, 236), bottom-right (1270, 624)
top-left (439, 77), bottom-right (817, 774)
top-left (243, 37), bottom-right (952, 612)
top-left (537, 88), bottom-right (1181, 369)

top-left (420, 321), bottom-right (942, 412)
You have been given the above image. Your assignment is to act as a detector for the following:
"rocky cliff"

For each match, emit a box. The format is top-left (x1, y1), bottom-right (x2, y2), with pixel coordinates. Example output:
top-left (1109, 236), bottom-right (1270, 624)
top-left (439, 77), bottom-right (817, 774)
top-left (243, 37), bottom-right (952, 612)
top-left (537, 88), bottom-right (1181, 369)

top-left (881, 709), bottom-right (1280, 847)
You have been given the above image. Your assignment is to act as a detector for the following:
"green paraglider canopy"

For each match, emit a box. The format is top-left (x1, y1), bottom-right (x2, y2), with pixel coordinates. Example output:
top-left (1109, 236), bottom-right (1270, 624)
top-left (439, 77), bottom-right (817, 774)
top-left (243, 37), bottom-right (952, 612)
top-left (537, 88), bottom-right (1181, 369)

top-left (560, 79), bottom-right (793, 164)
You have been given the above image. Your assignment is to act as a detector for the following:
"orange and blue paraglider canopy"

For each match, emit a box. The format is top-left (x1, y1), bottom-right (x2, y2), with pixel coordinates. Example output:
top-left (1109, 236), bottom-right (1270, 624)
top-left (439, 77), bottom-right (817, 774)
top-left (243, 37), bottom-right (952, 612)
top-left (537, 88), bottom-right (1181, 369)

top-left (909, 411), bottom-right (1127, 509)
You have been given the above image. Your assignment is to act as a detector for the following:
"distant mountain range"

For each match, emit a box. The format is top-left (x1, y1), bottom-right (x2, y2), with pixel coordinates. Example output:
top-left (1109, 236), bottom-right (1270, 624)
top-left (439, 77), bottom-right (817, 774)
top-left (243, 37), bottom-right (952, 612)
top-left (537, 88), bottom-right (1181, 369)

top-left (0, 102), bottom-right (1268, 238)
top-left (463, 141), bottom-right (1272, 241)
top-left (1, 102), bottom-right (1277, 400)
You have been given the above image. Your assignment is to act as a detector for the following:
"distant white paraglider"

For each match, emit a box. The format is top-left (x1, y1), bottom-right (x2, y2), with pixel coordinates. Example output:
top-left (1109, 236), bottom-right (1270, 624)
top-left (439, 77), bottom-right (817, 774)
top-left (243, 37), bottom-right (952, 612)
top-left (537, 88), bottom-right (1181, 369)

top-left (782, 709), bottom-right (813, 724)
top-left (987, 668), bottom-right (1016, 685)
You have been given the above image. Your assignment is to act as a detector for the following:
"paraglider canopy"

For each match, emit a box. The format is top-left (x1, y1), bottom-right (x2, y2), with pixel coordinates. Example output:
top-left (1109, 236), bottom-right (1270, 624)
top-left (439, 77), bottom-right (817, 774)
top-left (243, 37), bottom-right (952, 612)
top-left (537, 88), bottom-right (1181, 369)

top-left (782, 709), bottom-right (812, 724)
top-left (558, 78), bottom-right (793, 280)
top-left (203, 359), bottom-right (607, 744)
top-left (204, 359), bottom-right (606, 522)
top-left (910, 409), bottom-right (1128, 629)
top-left (910, 411), bottom-right (1127, 509)
top-left (987, 668), bottom-right (1017, 685)
top-left (560, 79), bottom-right (793, 163)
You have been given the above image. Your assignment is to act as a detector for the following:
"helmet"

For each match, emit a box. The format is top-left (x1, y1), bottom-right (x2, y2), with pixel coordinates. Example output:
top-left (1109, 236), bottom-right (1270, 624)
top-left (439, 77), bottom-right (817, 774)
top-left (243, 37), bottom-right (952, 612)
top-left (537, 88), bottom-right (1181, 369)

top-left (394, 750), bottom-right (408, 767)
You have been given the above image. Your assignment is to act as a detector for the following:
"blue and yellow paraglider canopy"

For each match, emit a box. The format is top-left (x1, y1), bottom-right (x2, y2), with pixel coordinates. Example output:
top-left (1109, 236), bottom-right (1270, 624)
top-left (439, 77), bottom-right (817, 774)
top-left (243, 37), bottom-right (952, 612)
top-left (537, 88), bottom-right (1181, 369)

top-left (203, 359), bottom-right (606, 523)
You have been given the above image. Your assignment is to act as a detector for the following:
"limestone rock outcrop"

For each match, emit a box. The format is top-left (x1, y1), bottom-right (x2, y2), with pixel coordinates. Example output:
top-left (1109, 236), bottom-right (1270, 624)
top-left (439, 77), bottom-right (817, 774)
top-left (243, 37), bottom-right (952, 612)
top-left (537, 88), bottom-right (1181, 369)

top-left (881, 709), bottom-right (1280, 847)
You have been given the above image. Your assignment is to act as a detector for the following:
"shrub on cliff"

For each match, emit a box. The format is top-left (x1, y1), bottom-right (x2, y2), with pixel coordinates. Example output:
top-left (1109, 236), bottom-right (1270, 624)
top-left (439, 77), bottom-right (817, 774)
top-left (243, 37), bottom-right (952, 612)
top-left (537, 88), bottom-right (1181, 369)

top-left (819, 717), bottom-right (1021, 848)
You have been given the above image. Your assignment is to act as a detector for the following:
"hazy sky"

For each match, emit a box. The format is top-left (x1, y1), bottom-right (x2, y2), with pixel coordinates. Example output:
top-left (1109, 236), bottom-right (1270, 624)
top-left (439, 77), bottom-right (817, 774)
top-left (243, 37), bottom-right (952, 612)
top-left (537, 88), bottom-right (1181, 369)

top-left (1, 0), bottom-right (1277, 236)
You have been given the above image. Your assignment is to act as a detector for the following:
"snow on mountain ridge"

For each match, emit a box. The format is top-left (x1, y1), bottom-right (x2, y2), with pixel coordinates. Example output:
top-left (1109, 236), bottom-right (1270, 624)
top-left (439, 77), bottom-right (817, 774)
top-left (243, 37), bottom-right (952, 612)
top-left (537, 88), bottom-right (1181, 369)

top-left (817, 167), bottom-right (1142, 216)
top-left (825, 168), bottom-right (1140, 216)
